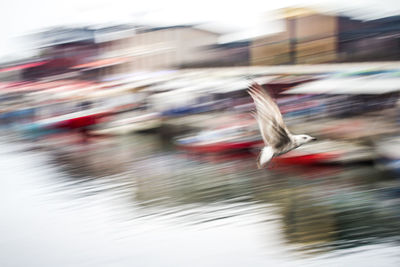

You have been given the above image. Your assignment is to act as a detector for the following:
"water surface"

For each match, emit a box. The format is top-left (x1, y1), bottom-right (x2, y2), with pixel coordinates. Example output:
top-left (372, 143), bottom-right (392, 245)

top-left (1, 133), bottom-right (400, 266)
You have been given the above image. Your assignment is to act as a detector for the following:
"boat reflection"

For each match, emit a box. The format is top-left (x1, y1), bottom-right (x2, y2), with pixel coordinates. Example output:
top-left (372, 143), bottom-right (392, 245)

top-left (44, 134), bottom-right (400, 255)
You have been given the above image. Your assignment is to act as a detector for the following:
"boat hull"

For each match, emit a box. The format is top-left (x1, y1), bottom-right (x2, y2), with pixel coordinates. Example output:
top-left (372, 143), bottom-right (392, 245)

top-left (93, 119), bottom-right (162, 135)
top-left (176, 140), bottom-right (263, 153)
top-left (274, 152), bottom-right (340, 165)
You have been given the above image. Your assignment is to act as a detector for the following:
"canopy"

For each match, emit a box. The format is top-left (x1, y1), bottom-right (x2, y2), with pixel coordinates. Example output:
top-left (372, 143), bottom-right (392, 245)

top-left (0, 61), bottom-right (49, 73)
top-left (72, 57), bottom-right (130, 70)
top-left (285, 77), bottom-right (400, 95)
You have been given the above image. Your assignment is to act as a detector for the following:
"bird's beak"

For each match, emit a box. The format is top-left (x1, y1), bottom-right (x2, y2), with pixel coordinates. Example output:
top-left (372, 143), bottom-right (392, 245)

top-left (311, 137), bottom-right (317, 141)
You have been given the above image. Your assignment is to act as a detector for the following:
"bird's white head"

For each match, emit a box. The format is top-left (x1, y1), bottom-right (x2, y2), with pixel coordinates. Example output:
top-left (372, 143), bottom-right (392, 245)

top-left (293, 134), bottom-right (317, 146)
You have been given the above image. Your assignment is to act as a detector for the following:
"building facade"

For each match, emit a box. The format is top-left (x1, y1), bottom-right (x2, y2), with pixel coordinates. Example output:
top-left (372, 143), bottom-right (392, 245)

top-left (251, 8), bottom-right (338, 65)
top-left (251, 8), bottom-right (400, 65)
top-left (125, 26), bottom-right (220, 71)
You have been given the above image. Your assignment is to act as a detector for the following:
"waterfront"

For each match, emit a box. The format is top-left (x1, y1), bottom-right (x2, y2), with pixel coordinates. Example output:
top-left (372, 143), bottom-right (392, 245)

top-left (1, 1), bottom-right (400, 266)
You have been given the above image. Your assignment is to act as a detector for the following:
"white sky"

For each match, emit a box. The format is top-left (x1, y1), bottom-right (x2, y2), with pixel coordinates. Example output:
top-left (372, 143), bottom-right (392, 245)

top-left (1, 0), bottom-right (399, 61)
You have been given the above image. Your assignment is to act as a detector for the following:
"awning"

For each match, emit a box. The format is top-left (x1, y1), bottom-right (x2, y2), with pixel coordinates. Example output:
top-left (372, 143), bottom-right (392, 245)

top-left (285, 77), bottom-right (400, 95)
top-left (72, 57), bottom-right (130, 70)
top-left (267, 75), bottom-right (317, 85)
top-left (0, 61), bottom-right (49, 73)
top-left (89, 82), bottom-right (147, 98)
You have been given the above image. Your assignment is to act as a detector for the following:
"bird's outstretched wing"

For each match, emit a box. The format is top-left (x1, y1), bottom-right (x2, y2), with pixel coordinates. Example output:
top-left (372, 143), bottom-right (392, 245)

top-left (248, 82), bottom-right (291, 150)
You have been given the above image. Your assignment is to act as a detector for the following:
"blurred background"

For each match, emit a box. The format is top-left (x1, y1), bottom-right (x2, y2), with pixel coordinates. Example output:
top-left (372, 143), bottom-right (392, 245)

top-left (1, 1), bottom-right (400, 266)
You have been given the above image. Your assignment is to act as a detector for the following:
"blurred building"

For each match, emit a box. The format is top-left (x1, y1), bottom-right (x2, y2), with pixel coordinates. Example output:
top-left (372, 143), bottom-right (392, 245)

top-left (22, 25), bottom-right (221, 80)
top-left (23, 26), bottom-right (136, 80)
top-left (338, 16), bottom-right (400, 62)
top-left (251, 8), bottom-right (400, 65)
top-left (125, 25), bottom-right (220, 70)
top-left (251, 8), bottom-right (338, 65)
top-left (181, 41), bottom-right (250, 68)
top-left (88, 25), bottom-right (220, 74)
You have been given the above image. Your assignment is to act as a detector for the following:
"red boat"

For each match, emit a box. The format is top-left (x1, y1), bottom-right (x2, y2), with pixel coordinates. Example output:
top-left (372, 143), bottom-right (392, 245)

top-left (273, 151), bottom-right (340, 165)
top-left (177, 140), bottom-right (263, 153)
top-left (175, 126), bottom-right (263, 153)
top-left (36, 108), bottom-right (112, 131)
top-left (271, 140), bottom-right (373, 165)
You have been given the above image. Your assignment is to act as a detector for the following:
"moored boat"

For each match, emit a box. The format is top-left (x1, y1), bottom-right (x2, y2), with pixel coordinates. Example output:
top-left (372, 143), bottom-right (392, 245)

top-left (19, 108), bottom-right (112, 138)
top-left (93, 112), bottom-right (162, 135)
top-left (35, 108), bottom-right (110, 129)
top-left (174, 126), bottom-right (263, 153)
top-left (272, 140), bottom-right (374, 165)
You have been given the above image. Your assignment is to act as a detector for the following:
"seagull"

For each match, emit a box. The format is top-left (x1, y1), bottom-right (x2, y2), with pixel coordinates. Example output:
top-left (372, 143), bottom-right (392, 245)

top-left (248, 82), bottom-right (317, 169)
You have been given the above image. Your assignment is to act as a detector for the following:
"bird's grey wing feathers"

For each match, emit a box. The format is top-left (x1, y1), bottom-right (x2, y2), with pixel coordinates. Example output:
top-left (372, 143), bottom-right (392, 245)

top-left (248, 83), bottom-right (291, 150)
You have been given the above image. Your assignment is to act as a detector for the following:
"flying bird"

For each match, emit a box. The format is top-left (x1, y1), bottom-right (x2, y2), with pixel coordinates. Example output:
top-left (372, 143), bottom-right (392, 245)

top-left (248, 83), bottom-right (316, 168)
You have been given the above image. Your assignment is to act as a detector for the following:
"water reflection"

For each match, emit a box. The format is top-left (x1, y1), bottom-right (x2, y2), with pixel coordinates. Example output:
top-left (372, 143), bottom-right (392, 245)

top-left (2, 133), bottom-right (400, 265)
top-left (40, 134), bottom-right (400, 255)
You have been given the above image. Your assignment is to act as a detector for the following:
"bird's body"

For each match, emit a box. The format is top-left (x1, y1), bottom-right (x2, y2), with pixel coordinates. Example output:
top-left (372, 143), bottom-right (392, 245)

top-left (248, 83), bottom-right (316, 168)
